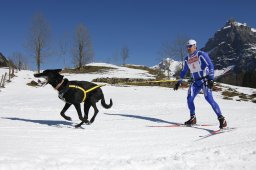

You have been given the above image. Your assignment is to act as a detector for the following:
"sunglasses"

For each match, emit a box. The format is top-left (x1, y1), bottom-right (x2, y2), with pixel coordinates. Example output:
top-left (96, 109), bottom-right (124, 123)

top-left (187, 45), bottom-right (193, 48)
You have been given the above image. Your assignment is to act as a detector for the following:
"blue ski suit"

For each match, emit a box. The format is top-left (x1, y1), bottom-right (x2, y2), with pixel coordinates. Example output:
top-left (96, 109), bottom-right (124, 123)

top-left (179, 50), bottom-right (222, 117)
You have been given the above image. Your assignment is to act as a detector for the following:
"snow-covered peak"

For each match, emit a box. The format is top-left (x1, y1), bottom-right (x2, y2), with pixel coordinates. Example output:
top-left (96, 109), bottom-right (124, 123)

top-left (234, 21), bottom-right (247, 27)
top-left (223, 19), bottom-right (249, 30)
top-left (152, 58), bottom-right (182, 77)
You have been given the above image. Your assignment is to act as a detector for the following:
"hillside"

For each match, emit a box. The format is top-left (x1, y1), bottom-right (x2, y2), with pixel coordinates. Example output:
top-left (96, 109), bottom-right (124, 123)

top-left (202, 19), bottom-right (256, 88)
top-left (0, 64), bottom-right (255, 170)
top-left (0, 53), bottom-right (9, 67)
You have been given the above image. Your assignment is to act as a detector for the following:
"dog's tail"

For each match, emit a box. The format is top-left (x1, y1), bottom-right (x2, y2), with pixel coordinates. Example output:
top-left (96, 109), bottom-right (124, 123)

top-left (101, 96), bottom-right (113, 109)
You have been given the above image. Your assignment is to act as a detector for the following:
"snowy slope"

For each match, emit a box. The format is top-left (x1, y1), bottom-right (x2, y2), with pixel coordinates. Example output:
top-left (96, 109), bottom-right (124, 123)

top-left (67, 63), bottom-right (155, 80)
top-left (0, 68), bottom-right (9, 76)
top-left (0, 66), bottom-right (256, 170)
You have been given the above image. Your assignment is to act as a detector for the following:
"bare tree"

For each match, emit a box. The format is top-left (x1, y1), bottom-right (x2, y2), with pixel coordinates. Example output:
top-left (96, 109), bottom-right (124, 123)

top-left (159, 36), bottom-right (188, 68)
top-left (121, 47), bottom-right (129, 65)
top-left (59, 33), bottom-right (70, 69)
top-left (113, 49), bottom-right (119, 65)
top-left (26, 13), bottom-right (51, 73)
top-left (170, 36), bottom-right (188, 68)
top-left (159, 41), bottom-right (173, 60)
top-left (11, 52), bottom-right (27, 71)
top-left (73, 24), bottom-right (94, 69)
top-left (163, 58), bottom-right (172, 79)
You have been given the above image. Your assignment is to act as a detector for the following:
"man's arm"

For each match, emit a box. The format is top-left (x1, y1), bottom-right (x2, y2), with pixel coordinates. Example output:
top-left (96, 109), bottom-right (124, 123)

top-left (200, 52), bottom-right (214, 80)
top-left (200, 51), bottom-right (215, 89)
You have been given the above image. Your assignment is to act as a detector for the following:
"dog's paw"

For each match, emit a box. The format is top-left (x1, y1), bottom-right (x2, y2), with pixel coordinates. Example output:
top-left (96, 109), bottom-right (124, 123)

top-left (61, 114), bottom-right (72, 121)
top-left (83, 118), bottom-right (89, 123)
top-left (75, 124), bottom-right (82, 128)
top-left (90, 117), bottom-right (96, 124)
top-left (64, 116), bottom-right (72, 121)
top-left (86, 122), bottom-right (91, 125)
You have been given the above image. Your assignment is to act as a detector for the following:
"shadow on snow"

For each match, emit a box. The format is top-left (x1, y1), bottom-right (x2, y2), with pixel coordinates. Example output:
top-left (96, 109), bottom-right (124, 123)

top-left (104, 113), bottom-right (218, 136)
top-left (104, 113), bottom-right (177, 124)
top-left (2, 117), bottom-right (73, 127)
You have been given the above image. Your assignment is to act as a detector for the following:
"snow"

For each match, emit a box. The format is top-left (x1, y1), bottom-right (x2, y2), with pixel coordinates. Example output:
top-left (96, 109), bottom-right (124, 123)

top-left (223, 21), bottom-right (248, 30)
top-left (235, 22), bottom-right (247, 27)
top-left (252, 28), bottom-right (256, 32)
top-left (67, 63), bottom-right (155, 80)
top-left (218, 42), bottom-right (225, 46)
top-left (223, 25), bottom-right (231, 29)
top-left (152, 58), bottom-right (182, 77)
top-left (248, 44), bottom-right (256, 50)
top-left (214, 65), bottom-right (234, 78)
top-left (0, 66), bottom-right (256, 170)
top-left (0, 67), bottom-right (9, 76)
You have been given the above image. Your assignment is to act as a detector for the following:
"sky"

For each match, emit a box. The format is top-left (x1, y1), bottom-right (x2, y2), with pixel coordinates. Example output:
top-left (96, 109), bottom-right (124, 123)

top-left (0, 0), bottom-right (256, 70)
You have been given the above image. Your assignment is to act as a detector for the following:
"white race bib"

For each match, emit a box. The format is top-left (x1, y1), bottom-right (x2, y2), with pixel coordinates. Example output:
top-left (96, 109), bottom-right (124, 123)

top-left (187, 56), bottom-right (202, 73)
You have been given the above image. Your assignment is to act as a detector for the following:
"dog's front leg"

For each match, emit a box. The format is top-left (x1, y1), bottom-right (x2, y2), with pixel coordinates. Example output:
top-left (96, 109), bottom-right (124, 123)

top-left (74, 104), bottom-right (89, 125)
top-left (89, 97), bottom-right (99, 124)
top-left (74, 104), bottom-right (89, 128)
top-left (60, 103), bottom-right (72, 121)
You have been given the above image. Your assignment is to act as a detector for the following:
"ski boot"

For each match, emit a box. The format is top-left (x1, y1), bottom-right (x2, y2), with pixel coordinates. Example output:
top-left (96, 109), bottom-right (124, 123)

top-left (218, 115), bottom-right (227, 129)
top-left (184, 115), bottom-right (197, 126)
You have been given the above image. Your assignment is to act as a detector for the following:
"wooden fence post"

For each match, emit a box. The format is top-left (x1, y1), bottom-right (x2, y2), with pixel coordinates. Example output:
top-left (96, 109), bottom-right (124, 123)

top-left (9, 66), bottom-right (11, 81)
top-left (1, 72), bottom-right (7, 87)
top-left (0, 75), bottom-right (4, 87)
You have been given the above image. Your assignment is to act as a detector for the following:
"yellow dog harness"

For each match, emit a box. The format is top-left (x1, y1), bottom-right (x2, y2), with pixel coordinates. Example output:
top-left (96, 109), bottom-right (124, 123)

top-left (68, 84), bottom-right (105, 102)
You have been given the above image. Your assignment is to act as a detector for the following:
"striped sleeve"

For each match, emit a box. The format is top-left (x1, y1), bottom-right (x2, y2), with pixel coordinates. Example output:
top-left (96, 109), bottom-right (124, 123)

top-left (200, 51), bottom-right (214, 80)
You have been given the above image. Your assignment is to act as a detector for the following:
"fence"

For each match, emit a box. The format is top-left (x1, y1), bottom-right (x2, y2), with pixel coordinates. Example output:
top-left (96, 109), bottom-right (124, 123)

top-left (0, 66), bottom-right (15, 88)
top-left (0, 72), bottom-right (7, 88)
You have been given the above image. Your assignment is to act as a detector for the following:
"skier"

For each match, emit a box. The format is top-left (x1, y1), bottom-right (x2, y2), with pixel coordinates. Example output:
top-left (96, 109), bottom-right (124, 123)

top-left (173, 39), bottom-right (227, 129)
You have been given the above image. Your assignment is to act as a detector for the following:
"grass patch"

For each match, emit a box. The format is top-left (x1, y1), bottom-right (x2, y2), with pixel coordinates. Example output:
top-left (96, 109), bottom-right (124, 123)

top-left (223, 96), bottom-right (233, 100)
top-left (221, 87), bottom-right (256, 103)
top-left (27, 80), bottom-right (40, 87)
top-left (221, 89), bottom-right (240, 98)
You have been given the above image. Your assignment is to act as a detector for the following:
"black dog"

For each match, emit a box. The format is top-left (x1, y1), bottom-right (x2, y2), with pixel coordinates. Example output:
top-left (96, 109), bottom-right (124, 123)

top-left (34, 69), bottom-right (113, 128)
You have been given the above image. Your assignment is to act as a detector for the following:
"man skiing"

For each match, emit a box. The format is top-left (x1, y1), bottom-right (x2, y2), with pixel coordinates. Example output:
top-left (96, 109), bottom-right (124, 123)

top-left (174, 39), bottom-right (227, 129)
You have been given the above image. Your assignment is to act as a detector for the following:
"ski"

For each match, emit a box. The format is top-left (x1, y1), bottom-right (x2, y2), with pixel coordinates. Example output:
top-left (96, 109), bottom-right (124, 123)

top-left (198, 127), bottom-right (236, 140)
top-left (148, 123), bottom-right (214, 128)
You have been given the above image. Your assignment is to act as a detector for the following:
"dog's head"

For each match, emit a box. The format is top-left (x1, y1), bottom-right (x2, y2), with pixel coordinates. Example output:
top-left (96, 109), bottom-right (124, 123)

top-left (34, 69), bottom-right (63, 88)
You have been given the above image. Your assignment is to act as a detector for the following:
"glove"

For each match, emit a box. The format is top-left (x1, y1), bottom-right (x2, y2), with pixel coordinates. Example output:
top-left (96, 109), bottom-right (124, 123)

top-left (207, 79), bottom-right (214, 89)
top-left (173, 82), bottom-right (180, 91)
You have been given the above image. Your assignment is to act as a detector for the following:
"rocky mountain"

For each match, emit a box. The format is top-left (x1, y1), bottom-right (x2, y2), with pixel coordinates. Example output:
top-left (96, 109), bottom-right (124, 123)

top-left (202, 19), bottom-right (256, 88)
top-left (0, 52), bottom-right (9, 67)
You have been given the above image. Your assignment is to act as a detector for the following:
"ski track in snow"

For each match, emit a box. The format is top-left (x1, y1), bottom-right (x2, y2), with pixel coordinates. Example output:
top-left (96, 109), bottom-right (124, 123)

top-left (0, 66), bottom-right (256, 170)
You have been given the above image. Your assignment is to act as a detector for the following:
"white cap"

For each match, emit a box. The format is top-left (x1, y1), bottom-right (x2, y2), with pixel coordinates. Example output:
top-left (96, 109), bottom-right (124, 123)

top-left (186, 39), bottom-right (197, 46)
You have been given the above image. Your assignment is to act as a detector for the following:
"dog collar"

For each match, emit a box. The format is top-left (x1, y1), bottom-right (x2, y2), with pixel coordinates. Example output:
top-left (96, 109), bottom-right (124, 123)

top-left (55, 79), bottom-right (64, 90)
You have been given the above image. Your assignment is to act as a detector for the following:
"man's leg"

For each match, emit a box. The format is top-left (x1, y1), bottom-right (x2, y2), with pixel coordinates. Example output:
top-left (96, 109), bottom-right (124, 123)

top-left (203, 85), bottom-right (222, 116)
top-left (203, 85), bottom-right (227, 128)
top-left (185, 83), bottom-right (202, 125)
top-left (187, 83), bottom-right (202, 116)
